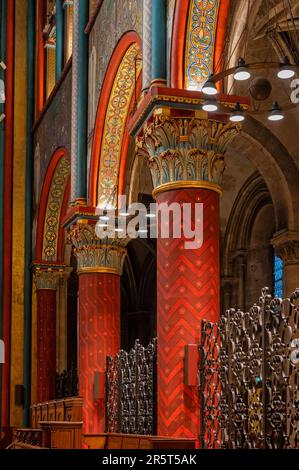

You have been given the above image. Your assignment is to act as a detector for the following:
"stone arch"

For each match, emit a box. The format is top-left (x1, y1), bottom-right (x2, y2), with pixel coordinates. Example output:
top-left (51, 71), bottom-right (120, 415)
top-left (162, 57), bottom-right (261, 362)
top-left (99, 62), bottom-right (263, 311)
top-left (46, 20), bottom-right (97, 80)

top-left (238, 116), bottom-right (299, 232)
top-left (89, 31), bottom-right (142, 208)
top-left (35, 148), bottom-right (70, 263)
top-left (222, 171), bottom-right (275, 311)
top-left (170, 0), bottom-right (230, 89)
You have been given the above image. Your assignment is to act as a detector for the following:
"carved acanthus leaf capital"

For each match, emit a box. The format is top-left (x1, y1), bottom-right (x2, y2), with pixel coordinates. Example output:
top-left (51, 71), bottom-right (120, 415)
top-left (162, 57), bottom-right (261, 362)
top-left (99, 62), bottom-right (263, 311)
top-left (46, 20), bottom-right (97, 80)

top-left (67, 223), bottom-right (128, 275)
top-left (136, 114), bottom-right (240, 194)
top-left (33, 265), bottom-right (66, 290)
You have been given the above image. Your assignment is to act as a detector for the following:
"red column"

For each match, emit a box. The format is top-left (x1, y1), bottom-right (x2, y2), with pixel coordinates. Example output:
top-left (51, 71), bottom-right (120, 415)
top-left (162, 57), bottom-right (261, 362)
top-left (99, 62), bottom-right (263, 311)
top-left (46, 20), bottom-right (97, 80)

top-left (36, 289), bottom-right (57, 402)
top-left (156, 187), bottom-right (220, 440)
top-left (78, 272), bottom-right (120, 434)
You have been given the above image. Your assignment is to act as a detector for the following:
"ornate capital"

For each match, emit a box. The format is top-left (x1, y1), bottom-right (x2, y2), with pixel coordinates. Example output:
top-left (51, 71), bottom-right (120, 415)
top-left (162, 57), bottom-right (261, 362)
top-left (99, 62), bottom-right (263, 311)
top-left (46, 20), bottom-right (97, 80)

top-left (136, 112), bottom-right (240, 197)
top-left (272, 231), bottom-right (299, 265)
top-left (33, 265), bottom-right (65, 290)
top-left (67, 223), bottom-right (128, 276)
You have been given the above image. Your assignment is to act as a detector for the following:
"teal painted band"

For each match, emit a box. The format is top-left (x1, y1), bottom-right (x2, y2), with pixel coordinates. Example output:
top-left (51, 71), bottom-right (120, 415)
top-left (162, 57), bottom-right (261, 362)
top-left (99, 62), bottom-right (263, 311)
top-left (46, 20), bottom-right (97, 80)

top-left (0, 0), bottom-right (7, 430)
top-left (55, 0), bottom-right (64, 81)
top-left (23, 0), bottom-right (35, 426)
top-left (151, 0), bottom-right (167, 83)
top-left (76, 0), bottom-right (89, 200)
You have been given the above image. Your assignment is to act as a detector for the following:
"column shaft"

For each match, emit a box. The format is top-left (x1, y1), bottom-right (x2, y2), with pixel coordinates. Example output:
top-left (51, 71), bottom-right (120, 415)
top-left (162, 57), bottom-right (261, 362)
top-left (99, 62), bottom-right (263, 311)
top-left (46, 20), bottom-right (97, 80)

top-left (55, 0), bottom-right (64, 81)
top-left (71, 0), bottom-right (88, 202)
top-left (36, 289), bottom-right (56, 402)
top-left (157, 188), bottom-right (220, 439)
top-left (151, 0), bottom-right (167, 85)
top-left (78, 272), bottom-right (120, 434)
top-left (142, 0), bottom-right (152, 92)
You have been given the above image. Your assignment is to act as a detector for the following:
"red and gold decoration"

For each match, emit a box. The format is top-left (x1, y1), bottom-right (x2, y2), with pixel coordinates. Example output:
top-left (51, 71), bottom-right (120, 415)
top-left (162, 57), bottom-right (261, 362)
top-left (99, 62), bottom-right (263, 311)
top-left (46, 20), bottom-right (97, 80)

top-left (33, 265), bottom-right (65, 403)
top-left (135, 98), bottom-right (240, 441)
top-left (67, 222), bottom-right (128, 433)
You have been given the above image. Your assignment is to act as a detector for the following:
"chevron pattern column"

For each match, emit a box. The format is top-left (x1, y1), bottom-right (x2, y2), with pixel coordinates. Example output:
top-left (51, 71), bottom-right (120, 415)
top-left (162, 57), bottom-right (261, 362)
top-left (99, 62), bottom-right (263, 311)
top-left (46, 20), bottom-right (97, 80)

top-left (136, 109), bottom-right (240, 443)
top-left (68, 222), bottom-right (127, 433)
top-left (157, 187), bottom-right (219, 439)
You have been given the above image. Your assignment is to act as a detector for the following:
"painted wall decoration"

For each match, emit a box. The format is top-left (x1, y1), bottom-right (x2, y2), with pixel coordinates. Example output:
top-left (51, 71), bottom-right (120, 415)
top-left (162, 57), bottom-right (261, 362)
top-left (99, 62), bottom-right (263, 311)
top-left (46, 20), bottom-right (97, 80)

top-left (97, 43), bottom-right (141, 208)
top-left (42, 155), bottom-right (70, 262)
top-left (185, 0), bottom-right (220, 90)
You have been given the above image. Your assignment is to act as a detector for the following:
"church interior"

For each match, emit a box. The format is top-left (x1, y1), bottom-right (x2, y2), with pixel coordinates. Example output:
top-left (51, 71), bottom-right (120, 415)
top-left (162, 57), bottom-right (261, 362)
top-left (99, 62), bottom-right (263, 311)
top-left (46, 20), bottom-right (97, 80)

top-left (0, 0), bottom-right (298, 450)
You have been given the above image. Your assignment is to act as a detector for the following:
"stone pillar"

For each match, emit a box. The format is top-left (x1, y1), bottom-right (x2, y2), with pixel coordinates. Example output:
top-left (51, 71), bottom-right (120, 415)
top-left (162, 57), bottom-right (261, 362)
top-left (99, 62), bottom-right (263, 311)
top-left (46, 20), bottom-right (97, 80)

top-left (68, 223), bottom-right (127, 434)
top-left (272, 231), bottom-right (299, 296)
top-left (33, 266), bottom-right (64, 403)
top-left (137, 112), bottom-right (239, 440)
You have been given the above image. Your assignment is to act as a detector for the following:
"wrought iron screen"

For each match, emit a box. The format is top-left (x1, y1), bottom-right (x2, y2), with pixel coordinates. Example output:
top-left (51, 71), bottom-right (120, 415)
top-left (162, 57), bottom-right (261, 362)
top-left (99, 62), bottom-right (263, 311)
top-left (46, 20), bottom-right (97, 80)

top-left (200, 287), bottom-right (299, 449)
top-left (106, 338), bottom-right (157, 435)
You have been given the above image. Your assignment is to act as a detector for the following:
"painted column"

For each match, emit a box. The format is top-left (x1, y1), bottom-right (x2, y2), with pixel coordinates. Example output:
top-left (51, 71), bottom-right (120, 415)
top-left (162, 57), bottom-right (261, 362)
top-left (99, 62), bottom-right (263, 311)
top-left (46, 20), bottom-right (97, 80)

top-left (70, 0), bottom-right (89, 204)
top-left (33, 267), bottom-right (62, 403)
top-left (272, 231), bottom-right (299, 296)
top-left (68, 223), bottom-right (127, 433)
top-left (142, 0), bottom-right (152, 92)
top-left (151, 0), bottom-right (167, 86)
top-left (137, 111), bottom-right (239, 441)
top-left (55, 0), bottom-right (64, 81)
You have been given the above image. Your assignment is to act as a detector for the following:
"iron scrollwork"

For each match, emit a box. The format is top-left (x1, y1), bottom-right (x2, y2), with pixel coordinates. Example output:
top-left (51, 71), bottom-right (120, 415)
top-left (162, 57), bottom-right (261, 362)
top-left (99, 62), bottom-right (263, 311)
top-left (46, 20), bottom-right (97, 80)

top-left (200, 287), bottom-right (299, 449)
top-left (106, 338), bottom-right (157, 435)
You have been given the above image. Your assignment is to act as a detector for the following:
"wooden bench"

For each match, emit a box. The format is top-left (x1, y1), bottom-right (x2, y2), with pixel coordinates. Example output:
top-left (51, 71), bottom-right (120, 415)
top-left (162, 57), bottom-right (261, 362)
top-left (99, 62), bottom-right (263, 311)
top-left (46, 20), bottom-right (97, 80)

top-left (84, 433), bottom-right (196, 449)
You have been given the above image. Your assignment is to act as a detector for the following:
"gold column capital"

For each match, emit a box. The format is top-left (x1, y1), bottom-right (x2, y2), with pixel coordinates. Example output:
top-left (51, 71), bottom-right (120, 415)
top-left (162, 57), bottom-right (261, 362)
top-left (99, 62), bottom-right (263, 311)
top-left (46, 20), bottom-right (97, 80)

top-left (67, 222), bottom-right (128, 276)
top-left (32, 264), bottom-right (66, 290)
top-left (136, 113), bottom-right (240, 196)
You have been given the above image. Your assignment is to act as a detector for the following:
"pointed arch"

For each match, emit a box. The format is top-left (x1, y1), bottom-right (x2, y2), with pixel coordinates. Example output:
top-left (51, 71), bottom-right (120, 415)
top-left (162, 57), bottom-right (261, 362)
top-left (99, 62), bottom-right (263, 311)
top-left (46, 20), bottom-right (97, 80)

top-left (89, 31), bottom-right (142, 208)
top-left (35, 148), bottom-right (70, 263)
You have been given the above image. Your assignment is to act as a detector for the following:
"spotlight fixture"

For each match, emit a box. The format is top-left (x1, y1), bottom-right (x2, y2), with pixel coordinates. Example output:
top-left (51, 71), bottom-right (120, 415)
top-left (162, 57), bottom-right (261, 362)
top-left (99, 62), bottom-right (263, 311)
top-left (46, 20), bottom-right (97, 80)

top-left (268, 101), bottom-right (284, 121)
top-left (202, 75), bottom-right (217, 95)
top-left (277, 56), bottom-right (295, 79)
top-left (234, 58), bottom-right (251, 81)
top-left (202, 99), bottom-right (218, 112)
top-left (229, 102), bottom-right (245, 122)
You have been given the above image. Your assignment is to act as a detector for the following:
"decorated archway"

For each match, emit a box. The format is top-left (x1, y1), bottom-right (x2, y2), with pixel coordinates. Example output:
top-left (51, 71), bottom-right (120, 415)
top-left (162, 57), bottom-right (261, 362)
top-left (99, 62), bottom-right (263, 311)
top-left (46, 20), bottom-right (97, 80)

top-left (89, 31), bottom-right (142, 208)
top-left (35, 148), bottom-right (70, 264)
top-left (170, 0), bottom-right (230, 90)
top-left (33, 148), bottom-right (70, 403)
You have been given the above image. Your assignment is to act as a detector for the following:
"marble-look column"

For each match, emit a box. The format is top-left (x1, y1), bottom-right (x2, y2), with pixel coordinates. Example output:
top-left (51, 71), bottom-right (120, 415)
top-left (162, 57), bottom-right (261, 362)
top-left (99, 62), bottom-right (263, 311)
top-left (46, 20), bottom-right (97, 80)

top-left (33, 266), bottom-right (64, 403)
top-left (272, 231), bottom-right (299, 296)
top-left (137, 111), bottom-right (239, 441)
top-left (142, 0), bottom-right (152, 93)
top-left (70, 0), bottom-right (89, 203)
top-left (68, 223), bottom-right (127, 433)
top-left (151, 0), bottom-right (167, 86)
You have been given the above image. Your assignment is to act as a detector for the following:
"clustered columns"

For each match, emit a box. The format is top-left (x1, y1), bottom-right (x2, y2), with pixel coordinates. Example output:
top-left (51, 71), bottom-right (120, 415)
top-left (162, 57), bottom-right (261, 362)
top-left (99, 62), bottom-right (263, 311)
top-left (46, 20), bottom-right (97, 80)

top-left (33, 265), bottom-right (65, 403)
top-left (67, 222), bottom-right (127, 434)
top-left (272, 231), bottom-right (299, 296)
top-left (137, 109), bottom-right (239, 440)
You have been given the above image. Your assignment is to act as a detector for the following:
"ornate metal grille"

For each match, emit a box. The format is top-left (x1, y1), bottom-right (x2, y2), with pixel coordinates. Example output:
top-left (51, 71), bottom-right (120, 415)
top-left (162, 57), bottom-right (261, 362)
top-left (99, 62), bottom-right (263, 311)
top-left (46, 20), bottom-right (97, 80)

top-left (200, 287), bottom-right (299, 449)
top-left (106, 338), bottom-right (157, 435)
